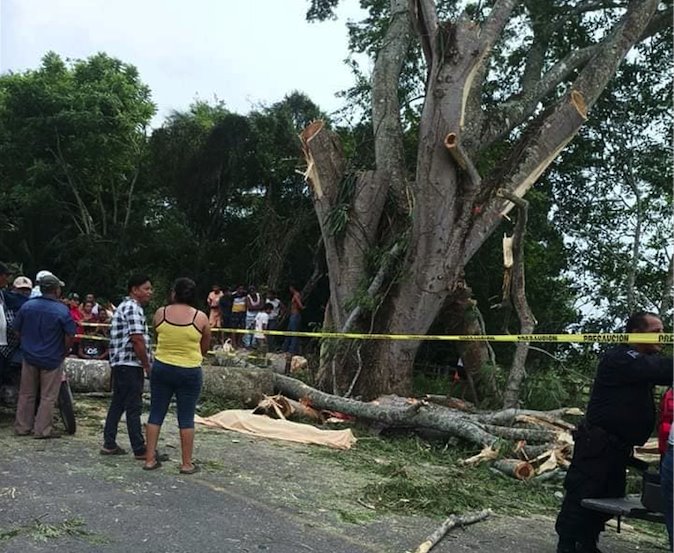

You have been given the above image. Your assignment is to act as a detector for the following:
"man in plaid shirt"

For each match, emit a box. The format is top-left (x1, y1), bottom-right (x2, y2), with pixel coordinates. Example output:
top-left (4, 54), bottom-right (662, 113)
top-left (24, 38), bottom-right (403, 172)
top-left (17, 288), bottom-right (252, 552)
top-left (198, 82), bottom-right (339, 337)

top-left (101, 274), bottom-right (163, 460)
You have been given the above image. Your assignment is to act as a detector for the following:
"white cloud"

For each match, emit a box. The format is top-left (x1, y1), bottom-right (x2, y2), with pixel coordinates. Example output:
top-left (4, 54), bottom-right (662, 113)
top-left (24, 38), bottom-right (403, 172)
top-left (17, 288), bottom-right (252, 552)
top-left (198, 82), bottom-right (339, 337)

top-left (1, 0), bottom-right (366, 125)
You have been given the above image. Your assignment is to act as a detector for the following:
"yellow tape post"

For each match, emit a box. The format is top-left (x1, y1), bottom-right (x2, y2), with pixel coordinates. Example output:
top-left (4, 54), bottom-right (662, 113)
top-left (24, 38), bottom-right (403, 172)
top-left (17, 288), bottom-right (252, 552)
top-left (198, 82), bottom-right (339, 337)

top-left (211, 328), bottom-right (673, 344)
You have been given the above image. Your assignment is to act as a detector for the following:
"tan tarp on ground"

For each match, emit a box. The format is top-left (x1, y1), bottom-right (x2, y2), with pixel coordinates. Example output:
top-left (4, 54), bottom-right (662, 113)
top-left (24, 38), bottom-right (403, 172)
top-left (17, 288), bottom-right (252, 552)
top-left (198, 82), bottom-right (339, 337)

top-left (195, 410), bottom-right (356, 450)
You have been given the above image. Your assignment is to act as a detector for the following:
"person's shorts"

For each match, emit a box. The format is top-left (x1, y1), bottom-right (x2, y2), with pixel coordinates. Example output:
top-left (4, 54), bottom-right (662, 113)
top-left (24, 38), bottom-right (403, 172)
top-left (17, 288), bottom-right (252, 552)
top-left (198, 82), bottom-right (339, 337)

top-left (231, 312), bottom-right (246, 329)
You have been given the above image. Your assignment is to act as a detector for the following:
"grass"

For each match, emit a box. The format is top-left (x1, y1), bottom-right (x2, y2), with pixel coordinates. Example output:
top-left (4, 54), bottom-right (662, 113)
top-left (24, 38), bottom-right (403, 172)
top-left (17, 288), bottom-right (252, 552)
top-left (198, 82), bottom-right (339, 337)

top-left (311, 429), bottom-right (561, 519)
top-left (197, 396), bottom-right (244, 417)
top-left (0, 517), bottom-right (109, 545)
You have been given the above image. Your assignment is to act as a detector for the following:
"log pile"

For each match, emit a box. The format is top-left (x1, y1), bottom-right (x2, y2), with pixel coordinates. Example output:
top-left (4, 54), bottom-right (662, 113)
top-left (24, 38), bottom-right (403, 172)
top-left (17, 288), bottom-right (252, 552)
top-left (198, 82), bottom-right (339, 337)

top-left (63, 357), bottom-right (580, 477)
top-left (272, 374), bottom-right (580, 479)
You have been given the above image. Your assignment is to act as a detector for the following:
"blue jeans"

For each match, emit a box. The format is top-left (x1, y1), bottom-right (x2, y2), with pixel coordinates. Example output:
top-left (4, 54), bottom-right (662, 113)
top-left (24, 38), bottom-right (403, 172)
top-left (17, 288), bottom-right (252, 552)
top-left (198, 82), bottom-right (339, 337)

top-left (242, 313), bottom-right (256, 347)
top-left (662, 445), bottom-right (673, 549)
top-left (282, 313), bottom-right (301, 354)
top-left (103, 365), bottom-right (145, 454)
top-left (148, 360), bottom-right (203, 429)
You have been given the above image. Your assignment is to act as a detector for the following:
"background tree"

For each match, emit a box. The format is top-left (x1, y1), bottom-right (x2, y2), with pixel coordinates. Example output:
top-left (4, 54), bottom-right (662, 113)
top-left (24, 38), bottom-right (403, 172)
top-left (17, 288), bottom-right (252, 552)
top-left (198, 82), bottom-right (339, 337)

top-left (0, 52), bottom-right (155, 294)
top-left (143, 93), bottom-right (326, 302)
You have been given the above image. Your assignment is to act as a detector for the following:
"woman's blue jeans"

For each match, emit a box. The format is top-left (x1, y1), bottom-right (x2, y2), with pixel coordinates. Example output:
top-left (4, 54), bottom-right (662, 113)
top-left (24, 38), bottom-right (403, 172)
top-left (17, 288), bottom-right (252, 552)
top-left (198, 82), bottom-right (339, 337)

top-left (148, 360), bottom-right (202, 429)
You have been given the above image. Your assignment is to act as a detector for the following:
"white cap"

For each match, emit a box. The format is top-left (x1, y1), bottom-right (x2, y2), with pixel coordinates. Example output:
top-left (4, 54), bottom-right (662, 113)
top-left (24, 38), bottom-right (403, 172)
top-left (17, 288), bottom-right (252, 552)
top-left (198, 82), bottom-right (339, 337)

top-left (36, 270), bottom-right (53, 282)
top-left (12, 276), bottom-right (33, 289)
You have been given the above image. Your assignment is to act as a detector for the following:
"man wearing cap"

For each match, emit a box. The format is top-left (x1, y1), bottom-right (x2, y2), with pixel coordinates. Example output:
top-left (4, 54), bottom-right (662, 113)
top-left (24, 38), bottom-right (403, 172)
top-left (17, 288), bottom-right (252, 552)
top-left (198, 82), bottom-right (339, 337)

top-left (30, 270), bottom-right (53, 298)
top-left (0, 276), bottom-right (33, 374)
top-left (13, 273), bottom-right (75, 439)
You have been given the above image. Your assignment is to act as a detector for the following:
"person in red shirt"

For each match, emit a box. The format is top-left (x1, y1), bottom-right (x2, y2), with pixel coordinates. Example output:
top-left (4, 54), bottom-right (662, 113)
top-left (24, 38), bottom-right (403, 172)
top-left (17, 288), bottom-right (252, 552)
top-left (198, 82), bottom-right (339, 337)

top-left (659, 387), bottom-right (673, 457)
top-left (68, 293), bottom-right (83, 355)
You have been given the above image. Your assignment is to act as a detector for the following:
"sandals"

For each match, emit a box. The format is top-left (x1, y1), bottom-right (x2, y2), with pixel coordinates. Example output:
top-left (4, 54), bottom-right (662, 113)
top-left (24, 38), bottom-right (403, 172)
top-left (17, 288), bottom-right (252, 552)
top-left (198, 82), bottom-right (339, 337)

top-left (100, 446), bottom-right (127, 455)
top-left (179, 464), bottom-right (200, 475)
top-left (135, 451), bottom-right (169, 462)
top-left (142, 459), bottom-right (162, 471)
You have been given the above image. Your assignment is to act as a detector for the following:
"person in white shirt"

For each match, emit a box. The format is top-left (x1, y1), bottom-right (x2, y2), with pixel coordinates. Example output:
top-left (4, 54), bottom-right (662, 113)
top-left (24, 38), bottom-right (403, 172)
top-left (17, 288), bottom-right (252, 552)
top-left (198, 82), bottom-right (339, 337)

top-left (0, 262), bottom-right (12, 348)
top-left (243, 286), bottom-right (262, 348)
top-left (265, 290), bottom-right (284, 352)
top-left (253, 303), bottom-right (273, 356)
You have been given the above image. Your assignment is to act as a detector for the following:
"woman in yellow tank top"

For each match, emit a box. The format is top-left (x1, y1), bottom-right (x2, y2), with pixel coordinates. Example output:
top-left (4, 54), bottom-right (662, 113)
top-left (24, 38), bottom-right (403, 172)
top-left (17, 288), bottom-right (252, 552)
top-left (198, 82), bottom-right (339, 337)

top-left (143, 278), bottom-right (210, 474)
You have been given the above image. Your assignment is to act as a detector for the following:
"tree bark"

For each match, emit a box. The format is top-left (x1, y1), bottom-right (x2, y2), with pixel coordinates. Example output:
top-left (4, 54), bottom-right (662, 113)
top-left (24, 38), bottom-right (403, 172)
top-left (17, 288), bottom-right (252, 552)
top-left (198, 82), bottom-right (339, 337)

top-left (64, 357), bottom-right (274, 407)
top-left (501, 193), bottom-right (537, 409)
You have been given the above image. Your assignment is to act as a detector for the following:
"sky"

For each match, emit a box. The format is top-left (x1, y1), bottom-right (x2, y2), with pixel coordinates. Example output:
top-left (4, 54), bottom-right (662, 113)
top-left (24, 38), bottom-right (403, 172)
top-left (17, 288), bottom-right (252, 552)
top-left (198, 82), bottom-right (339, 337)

top-left (0, 0), bottom-right (367, 126)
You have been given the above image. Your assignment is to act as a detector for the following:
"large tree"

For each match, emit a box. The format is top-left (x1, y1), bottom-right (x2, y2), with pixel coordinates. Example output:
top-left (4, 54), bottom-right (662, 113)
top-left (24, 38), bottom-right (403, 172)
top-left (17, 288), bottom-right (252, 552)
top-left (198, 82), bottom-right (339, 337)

top-left (0, 52), bottom-right (155, 293)
top-left (302, 0), bottom-right (671, 398)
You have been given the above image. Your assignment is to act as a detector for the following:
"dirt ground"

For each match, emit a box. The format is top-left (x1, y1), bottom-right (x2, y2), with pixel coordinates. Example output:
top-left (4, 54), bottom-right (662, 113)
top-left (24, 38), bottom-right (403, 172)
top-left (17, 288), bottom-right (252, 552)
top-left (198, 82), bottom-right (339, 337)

top-left (0, 396), bottom-right (668, 553)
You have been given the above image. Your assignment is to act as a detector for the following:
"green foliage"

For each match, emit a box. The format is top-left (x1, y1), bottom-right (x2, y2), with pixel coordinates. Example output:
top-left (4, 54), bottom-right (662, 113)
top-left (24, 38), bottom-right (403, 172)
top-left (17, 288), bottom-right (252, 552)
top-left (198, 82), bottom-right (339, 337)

top-left (326, 173), bottom-right (357, 236)
top-left (312, 431), bottom-right (560, 518)
top-left (0, 518), bottom-right (107, 545)
top-left (0, 57), bottom-right (325, 308)
top-left (0, 52), bottom-right (155, 295)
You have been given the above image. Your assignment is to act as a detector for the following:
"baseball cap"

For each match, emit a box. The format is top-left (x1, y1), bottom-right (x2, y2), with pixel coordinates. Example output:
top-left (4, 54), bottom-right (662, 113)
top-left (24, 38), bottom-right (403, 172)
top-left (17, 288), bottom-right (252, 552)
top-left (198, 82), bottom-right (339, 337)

top-left (12, 276), bottom-right (33, 290)
top-left (36, 270), bottom-right (53, 281)
top-left (0, 262), bottom-right (11, 275)
top-left (39, 273), bottom-right (65, 290)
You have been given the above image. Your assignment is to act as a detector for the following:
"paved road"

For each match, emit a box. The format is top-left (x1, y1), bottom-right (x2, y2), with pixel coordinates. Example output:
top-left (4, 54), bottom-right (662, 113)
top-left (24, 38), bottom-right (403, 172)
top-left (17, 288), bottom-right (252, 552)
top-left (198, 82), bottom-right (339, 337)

top-left (0, 436), bottom-right (377, 553)
top-left (0, 406), bottom-right (667, 553)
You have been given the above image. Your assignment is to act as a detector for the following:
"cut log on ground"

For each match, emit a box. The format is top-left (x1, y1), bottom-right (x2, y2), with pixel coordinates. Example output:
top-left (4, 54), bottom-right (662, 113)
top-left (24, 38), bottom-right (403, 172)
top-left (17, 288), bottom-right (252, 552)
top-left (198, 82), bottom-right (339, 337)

top-left (492, 459), bottom-right (535, 480)
top-left (64, 357), bottom-right (273, 407)
top-left (200, 365), bottom-right (274, 407)
top-left (64, 358), bottom-right (111, 392)
top-left (64, 357), bottom-right (578, 473)
top-left (412, 509), bottom-right (492, 553)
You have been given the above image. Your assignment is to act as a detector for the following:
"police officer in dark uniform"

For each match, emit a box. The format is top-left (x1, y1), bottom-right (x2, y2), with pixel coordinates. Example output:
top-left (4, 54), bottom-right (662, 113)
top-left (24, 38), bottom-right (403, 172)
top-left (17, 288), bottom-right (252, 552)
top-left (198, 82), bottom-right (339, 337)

top-left (555, 312), bottom-right (672, 553)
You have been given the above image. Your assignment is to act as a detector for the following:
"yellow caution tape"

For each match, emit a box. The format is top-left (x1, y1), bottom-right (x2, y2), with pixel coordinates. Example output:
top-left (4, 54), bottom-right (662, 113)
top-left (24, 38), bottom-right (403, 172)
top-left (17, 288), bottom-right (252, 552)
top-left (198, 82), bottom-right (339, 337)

top-left (74, 324), bottom-right (674, 344)
top-left (74, 334), bottom-right (110, 342)
top-left (211, 328), bottom-right (674, 344)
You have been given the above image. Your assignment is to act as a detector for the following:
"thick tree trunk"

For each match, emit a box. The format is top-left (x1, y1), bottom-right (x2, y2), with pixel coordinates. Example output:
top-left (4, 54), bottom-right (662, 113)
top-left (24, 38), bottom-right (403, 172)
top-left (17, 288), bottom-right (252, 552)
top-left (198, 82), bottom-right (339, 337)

top-left (64, 357), bottom-right (273, 407)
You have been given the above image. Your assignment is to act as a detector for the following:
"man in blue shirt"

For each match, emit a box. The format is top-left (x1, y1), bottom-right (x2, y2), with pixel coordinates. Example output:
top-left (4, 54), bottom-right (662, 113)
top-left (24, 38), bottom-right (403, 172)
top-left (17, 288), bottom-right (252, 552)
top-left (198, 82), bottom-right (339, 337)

top-left (13, 273), bottom-right (75, 439)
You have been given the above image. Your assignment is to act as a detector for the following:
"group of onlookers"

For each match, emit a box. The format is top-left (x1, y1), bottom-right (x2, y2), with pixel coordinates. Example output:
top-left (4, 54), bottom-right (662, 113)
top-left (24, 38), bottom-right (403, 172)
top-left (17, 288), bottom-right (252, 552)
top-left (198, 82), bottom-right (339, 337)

top-left (206, 284), bottom-right (304, 355)
top-left (65, 292), bottom-right (115, 360)
top-left (1, 262), bottom-right (304, 476)
top-left (0, 264), bottom-right (75, 439)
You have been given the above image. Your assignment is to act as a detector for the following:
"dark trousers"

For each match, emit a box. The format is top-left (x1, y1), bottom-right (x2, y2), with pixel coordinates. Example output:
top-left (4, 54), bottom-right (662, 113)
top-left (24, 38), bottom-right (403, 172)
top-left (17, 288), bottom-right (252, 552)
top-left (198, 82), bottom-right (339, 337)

top-left (103, 364), bottom-right (145, 454)
top-left (267, 317), bottom-right (278, 351)
top-left (555, 422), bottom-right (631, 546)
top-left (282, 313), bottom-right (301, 354)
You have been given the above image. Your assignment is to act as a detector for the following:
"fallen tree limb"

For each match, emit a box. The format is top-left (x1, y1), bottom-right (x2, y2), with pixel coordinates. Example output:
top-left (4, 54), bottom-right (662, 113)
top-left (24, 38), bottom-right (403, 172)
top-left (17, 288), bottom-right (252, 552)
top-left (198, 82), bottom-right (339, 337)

top-left (413, 509), bottom-right (492, 553)
top-left (475, 407), bottom-right (582, 426)
top-left (481, 424), bottom-right (556, 443)
top-left (273, 374), bottom-right (498, 446)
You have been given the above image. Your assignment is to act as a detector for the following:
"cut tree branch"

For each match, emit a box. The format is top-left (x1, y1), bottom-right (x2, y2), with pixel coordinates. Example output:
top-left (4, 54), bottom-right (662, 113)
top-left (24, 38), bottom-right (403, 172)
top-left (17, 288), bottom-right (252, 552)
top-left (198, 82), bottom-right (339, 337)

top-left (481, 45), bottom-right (597, 147)
top-left (413, 510), bottom-right (492, 553)
top-left (464, 0), bottom-right (660, 264)
top-left (498, 190), bottom-right (537, 409)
